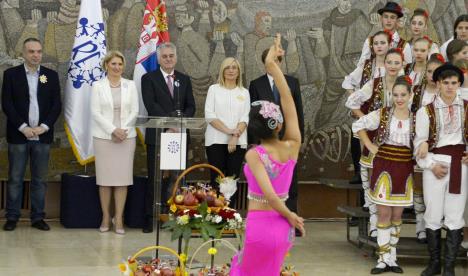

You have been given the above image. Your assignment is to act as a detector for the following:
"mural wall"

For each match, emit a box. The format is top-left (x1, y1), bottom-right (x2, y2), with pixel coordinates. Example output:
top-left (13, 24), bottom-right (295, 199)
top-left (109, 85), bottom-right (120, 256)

top-left (0, 0), bottom-right (466, 180)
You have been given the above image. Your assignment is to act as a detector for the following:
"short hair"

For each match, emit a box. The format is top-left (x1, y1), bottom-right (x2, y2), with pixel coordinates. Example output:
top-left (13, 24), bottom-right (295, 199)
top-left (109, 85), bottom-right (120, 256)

top-left (261, 48), bottom-right (282, 64)
top-left (454, 14), bottom-right (468, 39)
top-left (23, 37), bottom-right (41, 46)
top-left (446, 39), bottom-right (467, 62)
top-left (217, 57), bottom-right (243, 88)
top-left (101, 50), bottom-right (126, 72)
top-left (156, 42), bottom-right (177, 59)
top-left (437, 69), bottom-right (461, 82)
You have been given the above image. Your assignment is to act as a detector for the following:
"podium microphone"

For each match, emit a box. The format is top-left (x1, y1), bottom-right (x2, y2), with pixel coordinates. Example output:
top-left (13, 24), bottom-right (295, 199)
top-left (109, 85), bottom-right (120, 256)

top-left (173, 78), bottom-right (182, 117)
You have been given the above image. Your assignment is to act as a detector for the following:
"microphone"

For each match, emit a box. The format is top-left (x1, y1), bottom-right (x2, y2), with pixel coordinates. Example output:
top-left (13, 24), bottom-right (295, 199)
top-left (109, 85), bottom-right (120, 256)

top-left (173, 77), bottom-right (182, 117)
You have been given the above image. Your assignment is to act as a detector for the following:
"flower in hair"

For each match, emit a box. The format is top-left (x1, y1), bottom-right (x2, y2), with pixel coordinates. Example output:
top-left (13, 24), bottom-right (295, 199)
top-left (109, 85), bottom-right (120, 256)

top-left (423, 10), bottom-right (429, 18)
top-left (393, 47), bottom-right (404, 60)
top-left (435, 53), bottom-right (445, 63)
top-left (251, 100), bottom-right (284, 130)
top-left (404, 75), bottom-right (413, 86)
top-left (422, 35), bottom-right (433, 44)
top-left (383, 29), bottom-right (393, 42)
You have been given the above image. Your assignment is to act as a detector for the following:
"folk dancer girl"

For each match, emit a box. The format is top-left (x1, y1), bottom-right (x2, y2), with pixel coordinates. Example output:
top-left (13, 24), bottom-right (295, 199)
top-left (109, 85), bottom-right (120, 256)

top-left (346, 48), bottom-right (405, 240)
top-left (342, 30), bottom-right (390, 185)
top-left (353, 75), bottom-right (415, 274)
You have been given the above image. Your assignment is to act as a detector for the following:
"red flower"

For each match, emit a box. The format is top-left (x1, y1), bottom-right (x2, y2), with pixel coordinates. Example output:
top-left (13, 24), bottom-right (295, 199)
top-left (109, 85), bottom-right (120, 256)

top-left (218, 209), bottom-right (235, 220)
top-left (383, 29), bottom-right (394, 42)
top-left (422, 35), bottom-right (433, 44)
top-left (423, 10), bottom-right (429, 18)
top-left (404, 75), bottom-right (413, 86)
top-left (435, 54), bottom-right (445, 63)
top-left (188, 209), bottom-right (199, 217)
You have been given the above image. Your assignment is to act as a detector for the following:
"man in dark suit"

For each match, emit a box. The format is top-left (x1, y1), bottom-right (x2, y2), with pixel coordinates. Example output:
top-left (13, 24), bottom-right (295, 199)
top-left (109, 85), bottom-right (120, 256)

top-left (141, 42), bottom-right (196, 233)
top-left (249, 48), bottom-right (304, 229)
top-left (1, 38), bottom-right (62, 231)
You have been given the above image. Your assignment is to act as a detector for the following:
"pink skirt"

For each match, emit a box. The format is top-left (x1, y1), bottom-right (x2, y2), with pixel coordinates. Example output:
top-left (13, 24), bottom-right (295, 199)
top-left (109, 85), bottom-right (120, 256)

top-left (230, 210), bottom-right (294, 276)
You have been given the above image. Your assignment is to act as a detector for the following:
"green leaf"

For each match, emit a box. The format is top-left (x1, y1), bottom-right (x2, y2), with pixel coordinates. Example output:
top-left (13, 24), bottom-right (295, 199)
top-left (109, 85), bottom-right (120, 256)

top-left (171, 227), bottom-right (183, 241)
top-left (183, 226), bottom-right (192, 242)
top-left (200, 225), bottom-right (210, 241)
top-left (162, 220), bottom-right (176, 229)
top-left (198, 201), bottom-right (208, 216)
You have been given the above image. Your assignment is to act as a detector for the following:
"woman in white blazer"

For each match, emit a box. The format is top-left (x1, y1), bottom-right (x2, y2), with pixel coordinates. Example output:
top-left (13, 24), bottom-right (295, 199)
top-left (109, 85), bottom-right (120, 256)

top-left (91, 50), bottom-right (139, 234)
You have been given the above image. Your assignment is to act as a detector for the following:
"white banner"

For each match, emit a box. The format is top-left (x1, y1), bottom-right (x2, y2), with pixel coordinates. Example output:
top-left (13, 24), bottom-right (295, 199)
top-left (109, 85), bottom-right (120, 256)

top-left (160, 133), bottom-right (187, 170)
top-left (64, 0), bottom-right (106, 165)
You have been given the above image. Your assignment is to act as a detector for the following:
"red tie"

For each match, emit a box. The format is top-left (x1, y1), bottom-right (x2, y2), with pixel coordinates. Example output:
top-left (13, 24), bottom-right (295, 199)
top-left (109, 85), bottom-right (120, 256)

top-left (166, 75), bottom-right (174, 98)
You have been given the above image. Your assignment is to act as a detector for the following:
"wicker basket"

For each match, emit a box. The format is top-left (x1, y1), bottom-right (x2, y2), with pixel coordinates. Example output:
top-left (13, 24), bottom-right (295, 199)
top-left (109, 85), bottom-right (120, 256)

top-left (120, 245), bottom-right (185, 275)
top-left (169, 163), bottom-right (227, 212)
top-left (188, 238), bottom-right (238, 274)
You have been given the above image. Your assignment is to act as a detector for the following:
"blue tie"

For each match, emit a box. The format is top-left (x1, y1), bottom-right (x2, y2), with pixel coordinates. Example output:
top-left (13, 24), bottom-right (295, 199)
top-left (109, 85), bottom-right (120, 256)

top-left (272, 83), bottom-right (280, 104)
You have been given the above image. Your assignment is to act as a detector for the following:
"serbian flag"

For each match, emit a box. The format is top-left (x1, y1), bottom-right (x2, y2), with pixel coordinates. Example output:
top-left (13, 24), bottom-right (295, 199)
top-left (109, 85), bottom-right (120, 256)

top-left (63, 0), bottom-right (106, 165)
top-left (133, 0), bottom-right (170, 141)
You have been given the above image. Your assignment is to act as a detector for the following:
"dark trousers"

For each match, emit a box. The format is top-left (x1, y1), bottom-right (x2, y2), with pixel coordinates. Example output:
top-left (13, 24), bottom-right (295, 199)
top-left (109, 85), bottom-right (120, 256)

top-left (206, 144), bottom-right (246, 208)
top-left (286, 166), bottom-right (299, 213)
top-left (351, 136), bottom-right (361, 174)
top-left (6, 141), bottom-right (50, 222)
top-left (144, 145), bottom-right (174, 218)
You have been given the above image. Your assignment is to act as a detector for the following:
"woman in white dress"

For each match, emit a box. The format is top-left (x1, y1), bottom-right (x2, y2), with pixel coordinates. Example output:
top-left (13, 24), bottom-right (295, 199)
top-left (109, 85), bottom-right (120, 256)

top-left (91, 51), bottom-right (139, 234)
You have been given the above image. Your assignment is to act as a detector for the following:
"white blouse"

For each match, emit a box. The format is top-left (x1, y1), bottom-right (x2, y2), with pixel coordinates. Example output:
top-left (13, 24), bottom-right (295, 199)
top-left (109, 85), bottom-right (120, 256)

top-left (439, 37), bottom-right (454, 61)
top-left (357, 31), bottom-right (412, 66)
top-left (352, 109), bottom-right (411, 148)
top-left (414, 95), bottom-right (465, 169)
top-left (204, 84), bottom-right (250, 147)
top-left (345, 78), bottom-right (393, 110)
top-left (420, 89), bottom-right (437, 106)
top-left (458, 87), bottom-right (468, 101)
top-left (342, 61), bottom-right (385, 91)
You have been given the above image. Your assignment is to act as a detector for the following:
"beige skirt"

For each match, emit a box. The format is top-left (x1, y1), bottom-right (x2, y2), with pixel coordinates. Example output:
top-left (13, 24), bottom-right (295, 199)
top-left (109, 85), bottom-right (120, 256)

top-left (93, 137), bottom-right (136, 186)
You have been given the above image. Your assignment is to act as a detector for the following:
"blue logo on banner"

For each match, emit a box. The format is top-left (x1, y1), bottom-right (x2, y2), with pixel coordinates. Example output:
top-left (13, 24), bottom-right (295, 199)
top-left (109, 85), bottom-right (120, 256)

top-left (67, 17), bottom-right (107, 89)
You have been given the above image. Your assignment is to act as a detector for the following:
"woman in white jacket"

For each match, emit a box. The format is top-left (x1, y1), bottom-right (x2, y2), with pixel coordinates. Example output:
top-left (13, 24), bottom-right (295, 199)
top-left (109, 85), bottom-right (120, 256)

top-left (91, 50), bottom-right (139, 234)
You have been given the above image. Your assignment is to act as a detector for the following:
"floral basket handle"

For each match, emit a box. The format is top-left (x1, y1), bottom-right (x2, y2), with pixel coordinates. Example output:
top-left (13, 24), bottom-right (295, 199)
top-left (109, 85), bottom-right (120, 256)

top-left (171, 163), bottom-right (225, 200)
top-left (188, 238), bottom-right (238, 270)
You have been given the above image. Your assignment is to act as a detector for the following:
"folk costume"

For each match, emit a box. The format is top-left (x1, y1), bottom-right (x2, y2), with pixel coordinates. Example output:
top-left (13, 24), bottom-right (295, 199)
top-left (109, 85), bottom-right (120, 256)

top-left (415, 64), bottom-right (468, 276)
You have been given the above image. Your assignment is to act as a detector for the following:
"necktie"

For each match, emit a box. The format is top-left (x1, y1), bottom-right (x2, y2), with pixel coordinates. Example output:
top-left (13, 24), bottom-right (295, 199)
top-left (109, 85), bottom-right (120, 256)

top-left (272, 83), bottom-right (280, 104)
top-left (167, 75), bottom-right (174, 98)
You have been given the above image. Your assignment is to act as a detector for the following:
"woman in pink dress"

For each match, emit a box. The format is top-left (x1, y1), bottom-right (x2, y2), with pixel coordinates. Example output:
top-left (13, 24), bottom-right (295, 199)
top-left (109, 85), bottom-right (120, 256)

top-left (230, 34), bottom-right (305, 276)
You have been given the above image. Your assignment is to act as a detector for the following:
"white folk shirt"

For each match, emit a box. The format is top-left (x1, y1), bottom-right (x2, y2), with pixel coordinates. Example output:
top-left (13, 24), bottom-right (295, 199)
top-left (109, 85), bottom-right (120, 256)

top-left (204, 84), bottom-right (250, 148)
top-left (345, 78), bottom-right (393, 110)
top-left (414, 95), bottom-right (465, 169)
top-left (439, 37), bottom-right (454, 61)
top-left (352, 109), bottom-right (412, 148)
top-left (420, 89), bottom-right (437, 107)
top-left (342, 61), bottom-right (386, 91)
top-left (357, 31), bottom-right (412, 67)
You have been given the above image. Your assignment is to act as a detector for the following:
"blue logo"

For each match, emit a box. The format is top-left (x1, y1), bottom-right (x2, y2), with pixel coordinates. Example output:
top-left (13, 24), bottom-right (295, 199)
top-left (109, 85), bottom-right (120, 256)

top-left (67, 17), bottom-right (106, 89)
top-left (167, 140), bottom-right (180, 154)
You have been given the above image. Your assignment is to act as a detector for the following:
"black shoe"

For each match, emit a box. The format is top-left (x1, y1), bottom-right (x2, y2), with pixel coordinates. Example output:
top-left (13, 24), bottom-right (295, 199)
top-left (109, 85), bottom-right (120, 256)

top-left (371, 264), bottom-right (391, 274)
top-left (443, 228), bottom-right (463, 276)
top-left (142, 218), bottom-right (153, 233)
top-left (31, 220), bottom-right (50, 231)
top-left (349, 174), bottom-right (362, 184)
top-left (390, 265), bottom-right (403, 273)
top-left (348, 217), bottom-right (359, 227)
top-left (3, 220), bottom-right (17, 231)
top-left (421, 228), bottom-right (441, 276)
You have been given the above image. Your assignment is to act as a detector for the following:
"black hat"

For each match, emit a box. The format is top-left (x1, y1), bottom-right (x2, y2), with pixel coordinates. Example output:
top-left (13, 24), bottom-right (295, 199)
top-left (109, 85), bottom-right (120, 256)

top-left (432, 63), bottom-right (464, 84)
top-left (378, 2), bottom-right (404, 18)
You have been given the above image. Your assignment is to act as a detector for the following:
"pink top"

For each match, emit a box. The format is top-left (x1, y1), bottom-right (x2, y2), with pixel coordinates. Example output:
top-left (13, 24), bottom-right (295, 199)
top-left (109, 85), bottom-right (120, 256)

top-left (243, 145), bottom-right (297, 202)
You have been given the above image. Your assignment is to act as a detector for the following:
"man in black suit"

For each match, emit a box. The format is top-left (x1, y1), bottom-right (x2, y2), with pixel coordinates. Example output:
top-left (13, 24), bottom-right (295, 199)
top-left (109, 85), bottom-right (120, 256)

top-left (249, 48), bottom-right (304, 226)
top-left (1, 38), bottom-right (62, 231)
top-left (141, 42), bottom-right (196, 233)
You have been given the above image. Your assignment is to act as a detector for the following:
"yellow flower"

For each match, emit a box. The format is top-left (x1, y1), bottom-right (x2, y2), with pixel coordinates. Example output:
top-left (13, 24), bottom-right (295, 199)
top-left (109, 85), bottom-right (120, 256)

top-left (208, 247), bottom-right (217, 255)
top-left (170, 204), bottom-right (177, 213)
top-left (207, 207), bottom-right (212, 214)
top-left (118, 263), bottom-right (126, 272)
top-left (39, 74), bottom-right (47, 84)
top-left (179, 253), bottom-right (187, 263)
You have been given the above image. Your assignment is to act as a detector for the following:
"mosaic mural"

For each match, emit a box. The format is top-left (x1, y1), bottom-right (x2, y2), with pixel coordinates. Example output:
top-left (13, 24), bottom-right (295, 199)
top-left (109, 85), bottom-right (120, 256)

top-left (0, 0), bottom-right (466, 180)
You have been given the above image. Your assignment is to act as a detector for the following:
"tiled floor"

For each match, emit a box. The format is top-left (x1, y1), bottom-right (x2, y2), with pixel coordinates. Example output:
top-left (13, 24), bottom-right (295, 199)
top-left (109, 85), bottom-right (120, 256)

top-left (1, 220), bottom-right (467, 275)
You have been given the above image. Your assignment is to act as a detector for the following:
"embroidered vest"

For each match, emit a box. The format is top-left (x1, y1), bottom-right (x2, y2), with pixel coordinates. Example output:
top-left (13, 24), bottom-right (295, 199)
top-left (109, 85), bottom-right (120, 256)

top-left (404, 63), bottom-right (413, 75)
top-left (396, 38), bottom-right (407, 51)
top-left (374, 107), bottom-right (415, 148)
top-left (411, 84), bottom-right (425, 113)
top-left (425, 100), bottom-right (468, 150)
top-left (361, 77), bottom-right (384, 115)
top-left (360, 59), bottom-right (373, 88)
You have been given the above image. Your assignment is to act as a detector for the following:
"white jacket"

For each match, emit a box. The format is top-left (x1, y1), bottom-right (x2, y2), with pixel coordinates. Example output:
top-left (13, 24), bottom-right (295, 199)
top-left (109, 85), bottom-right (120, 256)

top-left (91, 77), bottom-right (139, 140)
